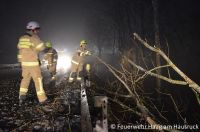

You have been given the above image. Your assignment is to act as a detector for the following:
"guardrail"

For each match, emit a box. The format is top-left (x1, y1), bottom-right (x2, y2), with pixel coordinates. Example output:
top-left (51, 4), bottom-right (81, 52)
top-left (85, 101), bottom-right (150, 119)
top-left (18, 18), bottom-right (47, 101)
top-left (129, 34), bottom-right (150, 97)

top-left (81, 82), bottom-right (93, 132)
top-left (0, 63), bottom-right (20, 70)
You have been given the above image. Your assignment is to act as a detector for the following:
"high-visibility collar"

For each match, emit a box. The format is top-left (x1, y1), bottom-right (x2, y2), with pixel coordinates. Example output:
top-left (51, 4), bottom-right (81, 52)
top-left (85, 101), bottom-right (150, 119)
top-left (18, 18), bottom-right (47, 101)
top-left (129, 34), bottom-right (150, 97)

top-left (25, 32), bottom-right (33, 37)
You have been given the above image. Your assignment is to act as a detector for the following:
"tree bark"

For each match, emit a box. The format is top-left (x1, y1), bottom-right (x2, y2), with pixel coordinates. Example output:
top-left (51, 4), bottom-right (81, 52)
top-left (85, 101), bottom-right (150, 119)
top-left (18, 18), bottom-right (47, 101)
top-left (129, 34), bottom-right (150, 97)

top-left (152, 0), bottom-right (161, 98)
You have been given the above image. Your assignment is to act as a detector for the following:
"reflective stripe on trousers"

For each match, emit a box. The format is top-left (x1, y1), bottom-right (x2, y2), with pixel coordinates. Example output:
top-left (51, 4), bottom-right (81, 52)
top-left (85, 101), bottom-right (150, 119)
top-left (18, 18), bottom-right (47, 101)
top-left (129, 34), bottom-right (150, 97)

top-left (19, 66), bottom-right (47, 102)
top-left (37, 77), bottom-right (45, 95)
top-left (19, 87), bottom-right (28, 93)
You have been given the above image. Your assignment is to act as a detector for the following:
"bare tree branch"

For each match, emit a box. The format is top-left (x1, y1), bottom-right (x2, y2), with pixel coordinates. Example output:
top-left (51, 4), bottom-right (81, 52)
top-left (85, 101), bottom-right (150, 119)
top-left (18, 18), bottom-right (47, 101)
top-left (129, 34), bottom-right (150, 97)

top-left (133, 33), bottom-right (200, 96)
top-left (94, 55), bottom-right (164, 130)
top-left (124, 56), bottom-right (187, 85)
top-left (135, 65), bottom-right (170, 83)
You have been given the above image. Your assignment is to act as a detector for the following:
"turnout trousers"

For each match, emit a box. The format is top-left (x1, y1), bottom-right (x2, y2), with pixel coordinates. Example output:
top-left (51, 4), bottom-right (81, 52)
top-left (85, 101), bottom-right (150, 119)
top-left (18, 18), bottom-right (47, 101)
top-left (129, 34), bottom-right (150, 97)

top-left (19, 65), bottom-right (47, 102)
top-left (47, 63), bottom-right (57, 77)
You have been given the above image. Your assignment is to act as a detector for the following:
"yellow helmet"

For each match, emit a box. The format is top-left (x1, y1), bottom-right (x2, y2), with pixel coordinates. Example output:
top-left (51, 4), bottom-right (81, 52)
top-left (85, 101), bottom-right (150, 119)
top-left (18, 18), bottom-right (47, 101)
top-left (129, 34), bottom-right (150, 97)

top-left (80, 40), bottom-right (87, 46)
top-left (46, 42), bottom-right (52, 48)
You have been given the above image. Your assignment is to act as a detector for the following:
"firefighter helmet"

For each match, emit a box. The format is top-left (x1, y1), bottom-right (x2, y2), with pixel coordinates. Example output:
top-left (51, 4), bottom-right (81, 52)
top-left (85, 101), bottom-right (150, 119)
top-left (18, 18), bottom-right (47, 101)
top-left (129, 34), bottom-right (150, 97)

top-left (26, 21), bottom-right (40, 30)
top-left (46, 42), bottom-right (52, 48)
top-left (80, 40), bottom-right (87, 46)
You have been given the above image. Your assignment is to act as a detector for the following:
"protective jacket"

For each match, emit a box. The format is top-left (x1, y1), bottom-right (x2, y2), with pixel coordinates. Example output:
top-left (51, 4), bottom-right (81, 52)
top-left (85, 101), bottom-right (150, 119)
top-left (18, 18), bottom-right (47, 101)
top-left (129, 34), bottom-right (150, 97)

top-left (17, 32), bottom-right (45, 64)
top-left (17, 32), bottom-right (47, 103)
top-left (43, 48), bottom-right (58, 65)
top-left (43, 48), bottom-right (58, 77)
top-left (70, 47), bottom-right (91, 72)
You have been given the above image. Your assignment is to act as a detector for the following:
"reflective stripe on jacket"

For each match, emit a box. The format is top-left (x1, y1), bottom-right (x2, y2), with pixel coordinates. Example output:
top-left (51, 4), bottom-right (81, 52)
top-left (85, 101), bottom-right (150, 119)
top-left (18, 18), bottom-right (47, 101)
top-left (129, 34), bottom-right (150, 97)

top-left (17, 32), bottom-right (45, 63)
top-left (21, 62), bottom-right (39, 66)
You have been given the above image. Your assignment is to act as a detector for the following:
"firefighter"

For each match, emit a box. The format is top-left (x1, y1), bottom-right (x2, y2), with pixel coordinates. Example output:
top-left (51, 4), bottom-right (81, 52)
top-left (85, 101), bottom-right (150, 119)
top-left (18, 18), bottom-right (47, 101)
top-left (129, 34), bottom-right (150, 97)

top-left (43, 42), bottom-right (58, 80)
top-left (68, 40), bottom-right (91, 82)
top-left (17, 21), bottom-right (49, 107)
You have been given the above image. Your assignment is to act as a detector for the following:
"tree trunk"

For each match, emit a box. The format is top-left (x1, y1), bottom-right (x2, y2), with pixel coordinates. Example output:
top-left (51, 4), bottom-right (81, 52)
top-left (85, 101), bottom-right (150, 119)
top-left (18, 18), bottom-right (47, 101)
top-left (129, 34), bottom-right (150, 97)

top-left (112, 30), bottom-right (116, 55)
top-left (152, 0), bottom-right (161, 99)
top-left (98, 46), bottom-right (102, 57)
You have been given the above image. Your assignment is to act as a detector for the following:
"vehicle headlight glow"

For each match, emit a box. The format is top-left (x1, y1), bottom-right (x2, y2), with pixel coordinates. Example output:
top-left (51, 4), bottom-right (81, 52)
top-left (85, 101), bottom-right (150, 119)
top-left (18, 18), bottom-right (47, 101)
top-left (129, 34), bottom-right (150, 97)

top-left (57, 54), bottom-right (71, 72)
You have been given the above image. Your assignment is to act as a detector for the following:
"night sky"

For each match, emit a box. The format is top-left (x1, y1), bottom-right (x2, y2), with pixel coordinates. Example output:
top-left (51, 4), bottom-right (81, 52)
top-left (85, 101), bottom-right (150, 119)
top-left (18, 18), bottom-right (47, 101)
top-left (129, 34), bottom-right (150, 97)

top-left (0, 0), bottom-right (200, 81)
top-left (0, 0), bottom-right (90, 63)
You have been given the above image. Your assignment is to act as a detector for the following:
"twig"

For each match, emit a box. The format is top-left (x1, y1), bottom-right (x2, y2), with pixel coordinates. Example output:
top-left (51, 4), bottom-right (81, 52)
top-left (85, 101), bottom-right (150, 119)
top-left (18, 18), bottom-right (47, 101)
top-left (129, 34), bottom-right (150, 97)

top-left (135, 65), bottom-right (170, 83)
top-left (109, 97), bottom-right (142, 117)
top-left (158, 91), bottom-right (185, 122)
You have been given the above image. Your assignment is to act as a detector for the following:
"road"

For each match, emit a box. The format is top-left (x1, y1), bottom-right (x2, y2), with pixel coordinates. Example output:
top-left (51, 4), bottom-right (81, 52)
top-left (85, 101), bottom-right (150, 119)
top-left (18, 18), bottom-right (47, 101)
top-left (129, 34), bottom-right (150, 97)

top-left (0, 66), bottom-right (82, 131)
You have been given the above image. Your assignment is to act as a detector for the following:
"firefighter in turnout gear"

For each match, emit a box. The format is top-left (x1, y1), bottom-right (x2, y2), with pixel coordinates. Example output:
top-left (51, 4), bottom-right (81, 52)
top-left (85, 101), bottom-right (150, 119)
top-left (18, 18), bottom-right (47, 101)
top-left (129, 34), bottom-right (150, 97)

top-left (43, 42), bottom-right (58, 80)
top-left (17, 21), bottom-right (49, 106)
top-left (68, 40), bottom-right (91, 82)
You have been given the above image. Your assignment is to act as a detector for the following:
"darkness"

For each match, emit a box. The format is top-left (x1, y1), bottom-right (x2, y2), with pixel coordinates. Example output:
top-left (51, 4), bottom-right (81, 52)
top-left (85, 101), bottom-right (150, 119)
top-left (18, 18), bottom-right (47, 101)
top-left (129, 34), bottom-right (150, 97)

top-left (0, 0), bottom-right (90, 63)
top-left (0, 0), bottom-right (200, 79)
top-left (0, 0), bottom-right (200, 60)
top-left (0, 0), bottom-right (200, 131)
top-left (159, 0), bottom-right (200, 85)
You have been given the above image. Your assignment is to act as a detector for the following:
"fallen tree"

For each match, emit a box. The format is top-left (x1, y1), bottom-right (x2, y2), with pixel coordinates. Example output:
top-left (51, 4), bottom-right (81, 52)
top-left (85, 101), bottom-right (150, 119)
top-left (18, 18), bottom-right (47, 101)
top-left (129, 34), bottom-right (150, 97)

top-left (133, 33), bottom-right (200, 104)
top-left (92, 33), bottom-right (200, 131)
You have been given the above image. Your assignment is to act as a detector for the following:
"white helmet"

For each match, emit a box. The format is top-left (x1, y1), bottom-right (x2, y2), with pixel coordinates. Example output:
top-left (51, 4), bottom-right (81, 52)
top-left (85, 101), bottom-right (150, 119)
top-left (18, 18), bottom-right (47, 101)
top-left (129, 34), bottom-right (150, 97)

top-left (26, 21), bottom-right (40, 30)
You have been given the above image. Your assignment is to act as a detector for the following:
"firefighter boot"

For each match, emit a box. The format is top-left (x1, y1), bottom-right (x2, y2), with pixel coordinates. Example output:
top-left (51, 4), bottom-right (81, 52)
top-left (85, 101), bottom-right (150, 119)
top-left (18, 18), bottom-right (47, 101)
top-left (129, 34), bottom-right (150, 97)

top-left (68, 72), bottom-right (74, 83)
top-left (19, 95), bottom-right (26, 106)
top-left (77, 76), bottom-right (82, 81)
top-left (76, 71), bottom-right (82, 81)
top-left (40, 99), bottom-right (53, 112)
top-left (51, 73), bottom-right (56, 81)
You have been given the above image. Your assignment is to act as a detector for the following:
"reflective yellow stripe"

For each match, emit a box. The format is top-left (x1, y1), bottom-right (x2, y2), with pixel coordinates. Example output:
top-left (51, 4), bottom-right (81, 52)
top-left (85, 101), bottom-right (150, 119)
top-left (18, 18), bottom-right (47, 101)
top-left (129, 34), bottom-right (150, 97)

top-left (17, 55), bottom-right (22, 58)
top-left (77, 77), bottom-right (82, 80)
top-left (21, 62), bottom-right (39, 66)
top-left (18, 45), bottom-right (31, 49)
top-left (18, 38), bottom-right (33, 49)
top-left (69, 77), bottom-right (74, 81)
top-left (80, 52), bottom-right (85, 56)
top-left (20, 87), bottom-right (28, 93)
top-left (85, 51), bottom-right (90, 55)
top-left (37, 78), bottom-right (45, 95)
top-left (20, 38), bottom-right (30, 41)
top-left (19, 41), bottom-right (32, 45)
top-left (71, 60), bottom-right (79, 65)
top-left (36, 43), bottom-right (44, 50)
top-left (86, 64), bottom-right (90, 72)
top-left (18, 38), bottom-right (32, 46)
top-left (37, 91), bottom-right (45, 95)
